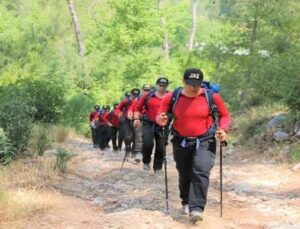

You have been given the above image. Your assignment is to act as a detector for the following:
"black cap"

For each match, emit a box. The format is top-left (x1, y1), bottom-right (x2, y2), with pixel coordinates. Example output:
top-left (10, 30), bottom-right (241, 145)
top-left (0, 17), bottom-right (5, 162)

top-left (113, 103), bottom-right (119, 108)
top-left (131, 88), bottom-right (140, 96)
top-left (156, 77), bottom-right (169, 86)
top-left (183, 68), bottom-right (203, 85)
top-left (125, 92), bottom-right (131, 98)
top-left (142, 84), bottom-right (151, 91)
top-left (94, 105), bottom-right (100, 110)
top-left (103, 105), bottom-right (110, 110)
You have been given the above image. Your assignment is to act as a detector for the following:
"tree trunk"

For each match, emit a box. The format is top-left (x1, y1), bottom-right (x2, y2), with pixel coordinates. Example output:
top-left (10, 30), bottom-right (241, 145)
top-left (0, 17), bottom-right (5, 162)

top-left (67, 0), bottom-right (89, 89)
top-left (188, 0), bottom-right (198, 52)
top-left (249, 0), bottom-right (259, 55)
top-left (67, 0), bottom-right (85, 57)
top-left (158, 0), bottom-right (170, 62)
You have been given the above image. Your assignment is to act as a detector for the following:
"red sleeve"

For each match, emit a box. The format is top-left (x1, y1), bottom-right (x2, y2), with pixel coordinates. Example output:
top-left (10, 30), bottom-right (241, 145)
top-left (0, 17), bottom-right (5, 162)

top-left (213, 94), bottom-right (230, 132)
top-left (89, 112), bottom-right (93, 122)
top-left (135, 93), bottom-right (148, 113)
top-left (158, 92), bottom-right (173, 114)
top-left (115, 99), bottom-right (126, 115)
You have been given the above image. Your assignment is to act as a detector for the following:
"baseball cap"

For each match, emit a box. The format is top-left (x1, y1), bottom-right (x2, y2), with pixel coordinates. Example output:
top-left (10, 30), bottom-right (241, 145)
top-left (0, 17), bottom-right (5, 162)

top-left (131, 88), bottom-right (140, 96)
top-left (156, 77), bottom-right (169, 86)
top-left (103, 105), bottom-right (110, 110)
top-left (142, 84), bottom-right (151, 91)
top-left (183, 68), bottom-right (203, 85)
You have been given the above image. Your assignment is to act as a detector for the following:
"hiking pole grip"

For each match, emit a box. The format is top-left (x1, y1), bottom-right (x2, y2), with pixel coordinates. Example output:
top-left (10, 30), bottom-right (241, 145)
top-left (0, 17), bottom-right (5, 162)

top-left (162, 126), bottom-right (169, 213)
top-left (221, 141), bottom-right (227, 147)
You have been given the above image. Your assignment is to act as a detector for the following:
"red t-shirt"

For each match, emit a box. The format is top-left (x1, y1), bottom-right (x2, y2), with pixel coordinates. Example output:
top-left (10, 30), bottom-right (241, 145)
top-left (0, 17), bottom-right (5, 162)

top-left (99, 111), bottom-right (109, 126)
top-left (159, 89), bottom-right (230, 137)
top-left (107, 110), bottom-right (120, 127)
top-left (116, 98), bottom-right (132, 117)
top-left (89, 111), bottom-right (99, 122)
top-left (136, 92), bottom-right (165, 123)
top-left (128, 97), bottom-right (139, 113)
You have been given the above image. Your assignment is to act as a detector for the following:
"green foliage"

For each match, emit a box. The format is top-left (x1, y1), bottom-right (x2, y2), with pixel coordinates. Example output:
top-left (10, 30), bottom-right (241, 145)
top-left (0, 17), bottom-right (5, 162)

top-left (0, 85), bottom-right (36, 152)
top-left (54, 148), bottom-right (72, 173)
top-left (235, 103), bottom-right (288, 145)
top-left (289, 142), bottom-right (300, 163)
top-left (18, 79), bottom-right (66, 123)
top-left (0, 0), bottom-right (299, 163)
top-left (61, 94), bottom-right (94, 132)
top-left (28, 124), bottom-right (52, 156)
top-left (0, 128), bottom-right (15, 165)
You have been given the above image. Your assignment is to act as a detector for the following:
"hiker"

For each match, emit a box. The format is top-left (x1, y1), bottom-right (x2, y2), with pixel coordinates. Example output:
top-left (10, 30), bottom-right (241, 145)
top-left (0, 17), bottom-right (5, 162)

top-left (134, 77), bottom-right (169, 173)
top-left (89, 105), bottom-right (101, 148)
top-left (117, 92), bottom-right (131, 150)
top-left (98, 105), bottom-right (111, 150)
top-left (128, 85), bottom-right (152, 157)
top-left (141, 84), bottom-right (151, 95)
top-left (107, 103), bottom-right (121, 151)
top-left (156, 68), bottom-right (230, 223)
top-left (116, 89), bottom-right (140, 155)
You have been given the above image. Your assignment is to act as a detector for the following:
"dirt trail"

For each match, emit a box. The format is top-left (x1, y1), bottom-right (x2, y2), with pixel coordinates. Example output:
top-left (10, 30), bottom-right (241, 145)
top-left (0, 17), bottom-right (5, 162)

top-left (7, 137), bottom-right (300, 229)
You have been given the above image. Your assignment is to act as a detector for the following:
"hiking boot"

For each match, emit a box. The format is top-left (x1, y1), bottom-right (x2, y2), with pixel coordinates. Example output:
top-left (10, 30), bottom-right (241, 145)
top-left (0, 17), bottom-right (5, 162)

top-left (143, 164), bottom-right (151, 171)
top-left (189, 210), bottom-right (203, 223)
top-left (134, 158), bottom-right (141, 163)
top-left (154, 169), bottom-right (163, 175)
top-left (182, 204), bottom-right (189, 215)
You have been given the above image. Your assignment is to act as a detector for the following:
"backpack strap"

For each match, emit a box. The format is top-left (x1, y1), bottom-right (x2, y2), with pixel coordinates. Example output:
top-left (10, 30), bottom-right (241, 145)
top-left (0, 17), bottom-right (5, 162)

top-left (124, 98), bottom-right (132, 111)
top-left (167, 87), bottom-right (183, 120)
top-left (144, 90), bottom-right (156, 111)
top-left (204, 88), bottom-right (218, 131)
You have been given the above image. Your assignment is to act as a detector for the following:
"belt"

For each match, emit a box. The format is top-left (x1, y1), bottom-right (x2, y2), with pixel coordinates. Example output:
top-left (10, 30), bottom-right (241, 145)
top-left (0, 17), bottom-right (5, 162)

top-left (172, 128), bottom-right (215, 150)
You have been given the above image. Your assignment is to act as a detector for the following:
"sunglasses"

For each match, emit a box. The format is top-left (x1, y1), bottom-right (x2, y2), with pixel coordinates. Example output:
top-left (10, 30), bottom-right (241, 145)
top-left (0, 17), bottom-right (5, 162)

top-left (158, 84), bottom-right (167, 88)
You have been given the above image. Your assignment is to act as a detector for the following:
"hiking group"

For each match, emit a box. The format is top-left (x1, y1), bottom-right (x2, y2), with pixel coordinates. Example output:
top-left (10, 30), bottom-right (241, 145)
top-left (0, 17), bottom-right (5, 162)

top-left (89, 68), bottom-right (230, 223)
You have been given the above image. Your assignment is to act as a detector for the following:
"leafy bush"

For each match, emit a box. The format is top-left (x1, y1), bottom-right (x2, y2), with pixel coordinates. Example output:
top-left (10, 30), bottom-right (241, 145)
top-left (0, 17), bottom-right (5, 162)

top-left (54, 148), bottom-right (72, 173)
top-left (0, 85), bottom-right (36, 152)
top-left (18, 79), bottom-right (66, 123)
top-left (28, 124), bottom-right (52, 156)
top-left (235, 103), bottom-right (288, 145)
top-left (61, 93), bottom-right (94, 132)
top-left (0, 128), bottom-right (15, 165)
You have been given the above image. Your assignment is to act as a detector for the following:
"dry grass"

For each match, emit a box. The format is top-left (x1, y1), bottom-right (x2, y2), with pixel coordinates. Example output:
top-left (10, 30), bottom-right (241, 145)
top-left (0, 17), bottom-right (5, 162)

top-left (49, 125), bottom-right (73, 144)
top-left (0, 157), bottom-right (59, 224)
top-left (0, 189), bottom-right (59, 223)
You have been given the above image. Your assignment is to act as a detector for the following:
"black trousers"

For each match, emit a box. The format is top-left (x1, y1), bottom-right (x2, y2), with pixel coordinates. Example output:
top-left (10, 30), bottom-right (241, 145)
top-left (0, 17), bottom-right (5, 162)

top-left (91, 127), bottom-right (100, 146)
top-left (109, 126), bottom-right (119, 150)
top-left (99, 125), bottom-right (110, 150)
top-left (172, 136), bottom-right (216, 212)
top-left (142, 122), bottom-right (168, 170)
top-left (120, 118), bottom-right (134, 153)
top-left (91, 127), bottom-right (97, 146)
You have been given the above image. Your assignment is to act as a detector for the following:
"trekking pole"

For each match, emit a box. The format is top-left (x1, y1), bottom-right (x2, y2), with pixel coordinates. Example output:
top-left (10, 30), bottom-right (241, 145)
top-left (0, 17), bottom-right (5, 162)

top-left (162, 126), bottom-right (169, 213)
top-left (120, 150), bottom-right (129, 171)
top-left (220, 140), bottom-right (227, 218)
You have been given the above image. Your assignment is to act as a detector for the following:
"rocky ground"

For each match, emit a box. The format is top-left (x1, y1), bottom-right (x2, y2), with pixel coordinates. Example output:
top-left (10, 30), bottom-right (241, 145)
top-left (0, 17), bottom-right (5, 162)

top-left (2, 136), bottom-right (300, 229)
